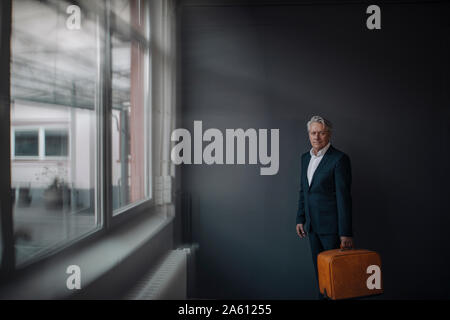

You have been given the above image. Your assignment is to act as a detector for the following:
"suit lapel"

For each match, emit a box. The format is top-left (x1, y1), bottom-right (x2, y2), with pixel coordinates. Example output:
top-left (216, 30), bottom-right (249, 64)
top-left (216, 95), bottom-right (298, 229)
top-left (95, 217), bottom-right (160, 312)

top-left (308, 145), bottom-right (334, 190)
top-left (303, 153), bottom-right (311, 187)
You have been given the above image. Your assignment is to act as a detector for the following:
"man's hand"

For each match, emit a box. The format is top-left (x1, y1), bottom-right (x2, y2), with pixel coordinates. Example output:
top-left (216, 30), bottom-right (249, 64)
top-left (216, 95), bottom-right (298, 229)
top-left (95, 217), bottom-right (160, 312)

top-left (296, 224), bottom-right (306, 238)
top-left (340, 236), bottom-right (354, 249)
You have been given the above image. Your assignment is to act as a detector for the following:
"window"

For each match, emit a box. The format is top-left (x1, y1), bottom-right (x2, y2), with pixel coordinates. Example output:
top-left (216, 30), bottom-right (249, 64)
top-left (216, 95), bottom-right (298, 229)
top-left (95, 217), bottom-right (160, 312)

top-left (10, 0), bottom-right (101, 266)
top-left (45, 129), bottom-right (69, 157)
top-left (6, 0), bottom-right (152, 268)
top-left (14, 129), bottom-right (39, 157)
top-left (12, 127), bottom-right (69, 159)
top-left (111, 0), bottom-right (150, 214)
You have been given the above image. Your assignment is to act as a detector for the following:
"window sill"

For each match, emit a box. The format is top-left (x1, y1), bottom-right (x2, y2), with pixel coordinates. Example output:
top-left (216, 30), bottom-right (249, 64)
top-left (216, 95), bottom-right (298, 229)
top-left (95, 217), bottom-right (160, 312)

top-left (0, 204), bottom-right (175, 300)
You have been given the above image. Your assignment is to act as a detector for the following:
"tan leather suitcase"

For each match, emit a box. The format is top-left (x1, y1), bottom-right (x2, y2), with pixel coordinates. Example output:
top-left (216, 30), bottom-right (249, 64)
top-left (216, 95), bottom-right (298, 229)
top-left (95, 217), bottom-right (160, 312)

top-left (318, 248), bottom-right (383, 300)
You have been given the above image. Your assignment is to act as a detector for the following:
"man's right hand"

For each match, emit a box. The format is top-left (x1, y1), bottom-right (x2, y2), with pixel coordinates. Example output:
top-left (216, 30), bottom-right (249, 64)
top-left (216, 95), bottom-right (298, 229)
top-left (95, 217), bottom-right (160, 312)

top-left (296, 224), bottom-right (306, 238)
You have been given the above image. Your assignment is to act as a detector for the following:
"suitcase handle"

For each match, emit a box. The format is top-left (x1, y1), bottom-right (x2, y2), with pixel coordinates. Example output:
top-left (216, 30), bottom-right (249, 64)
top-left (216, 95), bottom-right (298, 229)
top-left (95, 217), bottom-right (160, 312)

top-left (340, 244), bottom-right (355, 251)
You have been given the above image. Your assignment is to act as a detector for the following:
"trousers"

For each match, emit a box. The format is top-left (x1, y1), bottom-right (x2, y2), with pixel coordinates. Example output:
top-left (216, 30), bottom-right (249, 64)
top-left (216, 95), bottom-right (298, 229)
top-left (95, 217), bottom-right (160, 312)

top-left (308, 227), bottom-right (340, 299)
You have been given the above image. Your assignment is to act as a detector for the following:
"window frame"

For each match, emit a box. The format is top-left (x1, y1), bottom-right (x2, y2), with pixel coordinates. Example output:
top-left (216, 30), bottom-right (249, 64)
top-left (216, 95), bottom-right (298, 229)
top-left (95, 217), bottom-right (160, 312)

top-left (109, 0), bottom-right (153, 221)
top-left (0, 0), bottom-right (14, 278)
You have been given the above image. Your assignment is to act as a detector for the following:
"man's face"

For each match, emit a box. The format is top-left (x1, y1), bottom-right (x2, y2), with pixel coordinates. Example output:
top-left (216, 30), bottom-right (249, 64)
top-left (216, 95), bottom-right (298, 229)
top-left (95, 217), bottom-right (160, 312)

top-left (308, 122), bottom-right (330, 151)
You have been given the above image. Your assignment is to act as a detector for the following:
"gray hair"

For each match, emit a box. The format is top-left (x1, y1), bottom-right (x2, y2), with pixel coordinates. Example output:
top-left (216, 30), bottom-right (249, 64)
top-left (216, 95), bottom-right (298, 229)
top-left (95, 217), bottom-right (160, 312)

top-left (307, 115), bottom-right (332, 133)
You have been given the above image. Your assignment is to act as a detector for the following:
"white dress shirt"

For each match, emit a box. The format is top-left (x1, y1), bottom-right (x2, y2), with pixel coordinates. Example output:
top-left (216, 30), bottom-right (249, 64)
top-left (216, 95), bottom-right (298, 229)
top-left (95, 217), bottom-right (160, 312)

top-left (307, 142), bottom-right (331, 186)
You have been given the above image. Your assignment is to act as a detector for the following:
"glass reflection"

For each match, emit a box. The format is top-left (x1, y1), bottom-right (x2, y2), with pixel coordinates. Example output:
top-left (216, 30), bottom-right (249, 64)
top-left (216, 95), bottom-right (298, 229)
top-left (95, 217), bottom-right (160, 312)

top-left (11, 0), bottom-right (101, 265)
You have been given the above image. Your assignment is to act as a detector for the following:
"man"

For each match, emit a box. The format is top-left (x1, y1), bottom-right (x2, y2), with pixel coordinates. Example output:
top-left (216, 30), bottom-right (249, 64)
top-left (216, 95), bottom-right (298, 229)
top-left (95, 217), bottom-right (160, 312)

top-left (295, 115), bottom-right (354, 298)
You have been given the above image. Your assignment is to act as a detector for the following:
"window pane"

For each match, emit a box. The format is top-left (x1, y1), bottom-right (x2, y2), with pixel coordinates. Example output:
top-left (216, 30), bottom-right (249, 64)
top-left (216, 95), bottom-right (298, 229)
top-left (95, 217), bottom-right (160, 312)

top-left (11, 0), bottom-right (102, 266)
top-left (45, 129), bottom-right (68, 157)
top-left (111, 0), bottom-right (149, 213)
top-left (14, 130), bottom-right (39, 156)
top-left (110, 0), bottom-right (148, 39)
top-left (111, 0), bottom-right (131, 25)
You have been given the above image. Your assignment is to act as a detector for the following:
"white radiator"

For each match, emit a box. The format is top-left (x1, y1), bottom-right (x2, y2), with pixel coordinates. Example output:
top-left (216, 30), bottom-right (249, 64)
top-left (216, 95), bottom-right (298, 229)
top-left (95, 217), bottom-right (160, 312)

top-left (125, 247), bottom-right (195, 300)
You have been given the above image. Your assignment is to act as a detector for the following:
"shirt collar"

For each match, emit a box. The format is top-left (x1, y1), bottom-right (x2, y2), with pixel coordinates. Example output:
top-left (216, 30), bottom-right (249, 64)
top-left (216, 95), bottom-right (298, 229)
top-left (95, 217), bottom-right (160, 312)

top-left (310, 142), bottom-right (331, 158)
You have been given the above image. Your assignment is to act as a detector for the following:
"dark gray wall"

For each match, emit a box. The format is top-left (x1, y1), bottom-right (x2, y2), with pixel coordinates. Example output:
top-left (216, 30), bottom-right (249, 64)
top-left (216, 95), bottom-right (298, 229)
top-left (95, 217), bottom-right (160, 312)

top-left (178, 1), bottom-right (450, 299)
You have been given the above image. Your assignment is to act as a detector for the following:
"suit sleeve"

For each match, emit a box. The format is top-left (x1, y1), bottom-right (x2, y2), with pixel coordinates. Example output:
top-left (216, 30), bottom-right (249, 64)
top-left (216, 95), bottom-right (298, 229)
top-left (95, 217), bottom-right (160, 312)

top-left (296, 157), bottom-right (306, 225)
top-left (334, 154), bottom-right (353, 237)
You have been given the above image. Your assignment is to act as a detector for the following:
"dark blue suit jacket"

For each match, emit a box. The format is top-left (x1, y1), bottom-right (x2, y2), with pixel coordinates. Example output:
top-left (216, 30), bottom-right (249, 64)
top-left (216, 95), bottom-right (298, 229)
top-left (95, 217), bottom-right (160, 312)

top-left (296, 145), bottom-right (353, 236)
